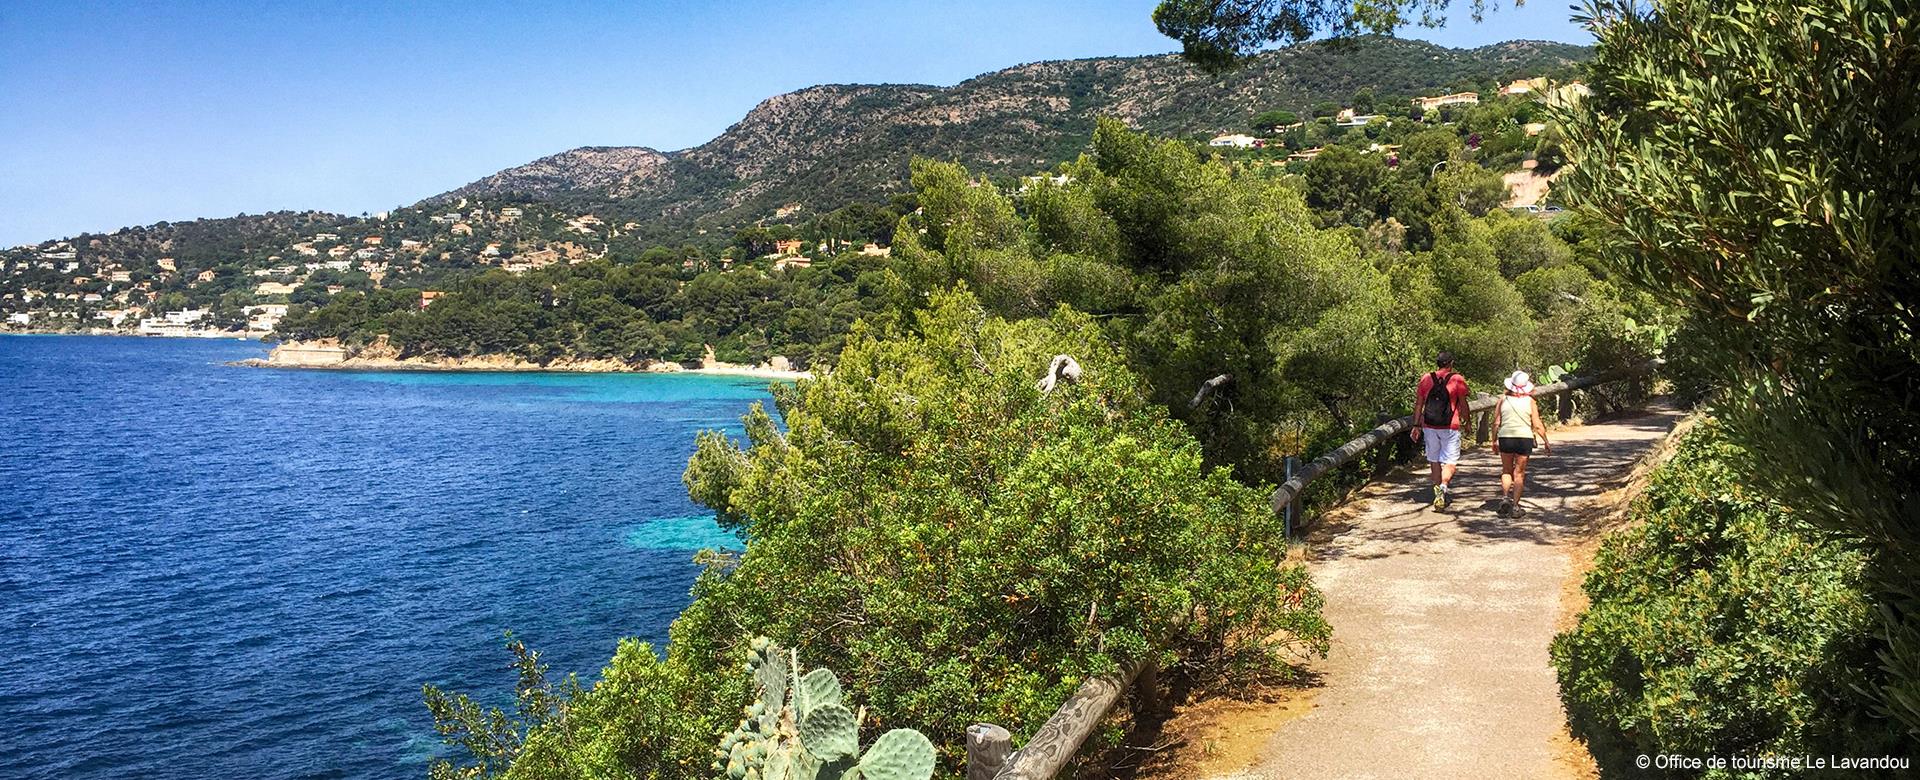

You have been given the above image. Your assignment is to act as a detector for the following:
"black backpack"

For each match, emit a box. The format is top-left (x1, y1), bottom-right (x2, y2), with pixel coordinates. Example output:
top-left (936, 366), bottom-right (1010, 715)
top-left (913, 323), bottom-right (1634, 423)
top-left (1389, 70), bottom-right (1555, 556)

top-left (1422, 371), bottom-right (1454, 427)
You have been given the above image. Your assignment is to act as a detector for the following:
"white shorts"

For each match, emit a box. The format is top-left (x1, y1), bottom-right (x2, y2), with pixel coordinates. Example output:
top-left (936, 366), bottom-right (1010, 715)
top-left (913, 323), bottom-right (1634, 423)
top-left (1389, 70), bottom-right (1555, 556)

top-left (1423, 428), bottom-right (1462, 464)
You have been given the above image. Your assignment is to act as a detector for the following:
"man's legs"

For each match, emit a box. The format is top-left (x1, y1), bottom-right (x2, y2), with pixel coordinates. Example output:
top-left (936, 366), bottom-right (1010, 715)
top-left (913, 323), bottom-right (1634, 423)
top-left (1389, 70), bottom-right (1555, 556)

top-left (1423, 429), bottom-right (1461, 507)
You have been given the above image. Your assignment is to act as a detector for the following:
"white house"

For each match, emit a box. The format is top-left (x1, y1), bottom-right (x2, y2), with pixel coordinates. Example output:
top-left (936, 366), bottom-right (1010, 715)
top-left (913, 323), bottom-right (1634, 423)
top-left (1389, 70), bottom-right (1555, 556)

top-left (1208, 134), bottom-right (1260, 149)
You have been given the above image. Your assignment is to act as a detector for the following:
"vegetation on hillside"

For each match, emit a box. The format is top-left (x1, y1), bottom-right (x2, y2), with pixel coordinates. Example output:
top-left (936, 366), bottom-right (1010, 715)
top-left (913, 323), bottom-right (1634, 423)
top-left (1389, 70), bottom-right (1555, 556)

top-left (426, 291), bottom-right (1331, 778)
top-left (275, 251), bottom-right (902, 368)
top-left (894, 119), bottom-right (1663, 486)
top-left (1159, 0), bottom-right (1918, 759)
top-left (1552, 0), bottom-right (1920, 749)
top-left (1553, 423), bottom-right (1899, 777)
top-left (420, 110), bottom-right (1667, 776)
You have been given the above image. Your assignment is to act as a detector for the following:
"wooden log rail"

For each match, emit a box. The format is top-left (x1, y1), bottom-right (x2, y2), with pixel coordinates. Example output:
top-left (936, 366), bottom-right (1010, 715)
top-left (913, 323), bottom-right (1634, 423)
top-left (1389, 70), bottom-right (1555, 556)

top-left (970, 359), bottom-right (1664, 780)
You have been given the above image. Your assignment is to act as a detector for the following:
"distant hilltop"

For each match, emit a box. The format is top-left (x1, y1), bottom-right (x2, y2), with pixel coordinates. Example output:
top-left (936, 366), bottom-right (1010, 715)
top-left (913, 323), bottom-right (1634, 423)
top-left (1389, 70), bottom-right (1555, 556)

top-left (422, 36), bottom-right (1588, 231)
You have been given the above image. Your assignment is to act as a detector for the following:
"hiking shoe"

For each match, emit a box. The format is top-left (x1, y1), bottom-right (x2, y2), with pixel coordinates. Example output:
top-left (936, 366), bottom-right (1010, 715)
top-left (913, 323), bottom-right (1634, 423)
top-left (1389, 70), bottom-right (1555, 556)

top-left (1510, 503), bottom-right (1527, 517)
top-left (1498, 498), bottom-right (1514, 517)
top-left (1432, 484), bottom-right (1448, 510)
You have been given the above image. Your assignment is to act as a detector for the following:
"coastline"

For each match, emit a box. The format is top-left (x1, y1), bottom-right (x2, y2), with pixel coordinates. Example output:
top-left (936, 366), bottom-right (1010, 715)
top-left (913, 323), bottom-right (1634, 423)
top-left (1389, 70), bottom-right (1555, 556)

top-left (235, 338), bottom-right (813, 380)
top-left (3, 328), bottom-right (265, 340)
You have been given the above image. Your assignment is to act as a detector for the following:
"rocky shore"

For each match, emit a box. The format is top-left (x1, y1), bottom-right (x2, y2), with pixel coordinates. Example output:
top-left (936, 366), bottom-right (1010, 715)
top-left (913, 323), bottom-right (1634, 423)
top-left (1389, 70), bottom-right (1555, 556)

top-left (236, 337), bottom-right (812, 380)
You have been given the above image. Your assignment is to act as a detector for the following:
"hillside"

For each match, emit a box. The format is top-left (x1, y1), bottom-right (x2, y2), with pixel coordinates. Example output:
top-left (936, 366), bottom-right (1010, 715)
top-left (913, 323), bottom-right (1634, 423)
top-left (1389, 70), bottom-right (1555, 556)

top-left (440, 146), bottom-right (674, 201)
top-left (2, 35), bottom-right (1587, 336)
top-left (432, 36), bottom-right (1589, 228)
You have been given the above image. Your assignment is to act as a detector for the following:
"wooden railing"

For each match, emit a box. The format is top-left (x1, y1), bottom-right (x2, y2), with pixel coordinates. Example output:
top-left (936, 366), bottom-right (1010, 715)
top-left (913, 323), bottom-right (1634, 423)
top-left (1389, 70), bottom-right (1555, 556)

top-left (967, 359), bottom-right (1664, 780)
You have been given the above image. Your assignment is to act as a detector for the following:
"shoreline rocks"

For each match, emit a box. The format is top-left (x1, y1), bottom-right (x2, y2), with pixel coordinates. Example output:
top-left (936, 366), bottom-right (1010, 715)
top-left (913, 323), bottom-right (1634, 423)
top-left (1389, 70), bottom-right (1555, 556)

top-left (236, 338), bottom-right (813, 380)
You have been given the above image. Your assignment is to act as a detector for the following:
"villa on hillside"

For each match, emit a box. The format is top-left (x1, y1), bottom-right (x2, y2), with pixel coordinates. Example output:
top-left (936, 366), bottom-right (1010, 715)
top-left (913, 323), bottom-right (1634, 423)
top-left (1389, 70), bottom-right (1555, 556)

top-left (1546, 82), bottom-right (1591, 108)
top-left (1501, 78), bottom-right (1548, 96)
top-left (1413, 92), bottom-right (1480, 112)
top-left (1334, 108), bottom-right (1383, 127)
top-left (774, 239), bottom-right (805, 256)
top-left (419, 290), bottom-right (443, 309)
top-left (1209, 133), bottom-right (1260, 149)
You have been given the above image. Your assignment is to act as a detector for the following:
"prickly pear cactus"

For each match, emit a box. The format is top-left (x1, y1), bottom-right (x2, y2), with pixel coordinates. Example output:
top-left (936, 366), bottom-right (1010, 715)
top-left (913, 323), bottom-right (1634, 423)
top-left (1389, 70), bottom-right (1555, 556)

top-left (713, 637), bottom-right (936, 780)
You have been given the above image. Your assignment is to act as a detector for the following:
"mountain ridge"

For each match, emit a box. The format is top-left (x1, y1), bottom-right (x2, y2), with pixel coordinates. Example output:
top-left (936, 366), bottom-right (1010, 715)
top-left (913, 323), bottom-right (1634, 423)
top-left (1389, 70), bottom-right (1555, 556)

top-left (423, 36), bottom-right (1589, 230)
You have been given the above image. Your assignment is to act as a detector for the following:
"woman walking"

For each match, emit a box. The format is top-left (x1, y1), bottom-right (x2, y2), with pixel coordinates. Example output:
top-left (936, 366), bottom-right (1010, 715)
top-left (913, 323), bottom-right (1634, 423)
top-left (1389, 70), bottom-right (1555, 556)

top-left (1493, 370), bottom-right (1553, 516)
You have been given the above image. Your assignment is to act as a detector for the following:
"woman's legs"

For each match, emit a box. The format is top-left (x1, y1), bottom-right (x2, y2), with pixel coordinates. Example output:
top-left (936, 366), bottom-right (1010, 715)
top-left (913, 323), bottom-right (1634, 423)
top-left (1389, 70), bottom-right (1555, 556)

top-left (1510, 454), bottom-right (1531, 504)
top-left (1500, 452), bottom-right (1518, 499)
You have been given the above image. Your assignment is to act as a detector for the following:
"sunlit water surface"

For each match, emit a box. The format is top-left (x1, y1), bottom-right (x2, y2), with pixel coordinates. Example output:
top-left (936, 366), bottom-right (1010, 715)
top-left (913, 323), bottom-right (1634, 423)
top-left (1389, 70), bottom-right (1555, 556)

top-left (0, 335), bottom-right (766, 779)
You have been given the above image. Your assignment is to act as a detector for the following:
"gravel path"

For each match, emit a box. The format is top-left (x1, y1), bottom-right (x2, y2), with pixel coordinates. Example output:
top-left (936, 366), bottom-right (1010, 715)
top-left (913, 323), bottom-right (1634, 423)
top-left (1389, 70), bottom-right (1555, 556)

top-left (1246, 406), bottom-right (1683, 780)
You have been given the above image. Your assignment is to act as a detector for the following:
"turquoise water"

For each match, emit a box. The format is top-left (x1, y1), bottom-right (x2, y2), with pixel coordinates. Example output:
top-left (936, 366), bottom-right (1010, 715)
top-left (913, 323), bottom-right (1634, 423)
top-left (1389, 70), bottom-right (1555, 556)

top-left (0, 336), bottom-right (769, 779)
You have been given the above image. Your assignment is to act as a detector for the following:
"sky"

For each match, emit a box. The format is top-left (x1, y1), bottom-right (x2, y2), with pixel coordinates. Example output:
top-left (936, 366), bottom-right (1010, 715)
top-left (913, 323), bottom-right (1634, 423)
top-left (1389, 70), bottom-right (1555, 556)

top-left (0, 1), bottom-right (1589, 247)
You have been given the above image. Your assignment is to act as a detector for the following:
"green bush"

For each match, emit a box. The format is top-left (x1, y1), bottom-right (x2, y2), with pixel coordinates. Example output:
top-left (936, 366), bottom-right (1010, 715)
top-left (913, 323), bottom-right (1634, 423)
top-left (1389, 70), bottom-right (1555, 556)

top-left (434, 289), bottom-right (1331, 779)
top-left (1551, 423), bottom-right (1899, 776)
top-left (676, 289), bottom-right (1330, 771)
top-left (423, 637), bottom-right (710, 780)
top-left (1558, 0), bottom-right (1920, 729)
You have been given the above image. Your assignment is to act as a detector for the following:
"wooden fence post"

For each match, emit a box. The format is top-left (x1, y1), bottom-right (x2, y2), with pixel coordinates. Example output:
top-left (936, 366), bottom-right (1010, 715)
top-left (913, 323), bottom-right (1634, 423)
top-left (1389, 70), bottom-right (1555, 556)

top-left (1132, 660), bottom-right (1161, 718)
top-left (1373, 412), bottom-right (1395, 476)
top-left (966, 723), bottom-right (1012, 780)
top-left (1557, 390), bottom-right (1575, 423)
top-left (1282, 456), bottom-right (1301, 536)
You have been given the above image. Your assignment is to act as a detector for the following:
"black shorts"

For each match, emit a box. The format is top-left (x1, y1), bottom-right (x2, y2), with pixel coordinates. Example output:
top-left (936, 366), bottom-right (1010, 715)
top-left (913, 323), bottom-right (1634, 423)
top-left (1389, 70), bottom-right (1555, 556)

top-left (1498, 437), bottom-right (1535, 455)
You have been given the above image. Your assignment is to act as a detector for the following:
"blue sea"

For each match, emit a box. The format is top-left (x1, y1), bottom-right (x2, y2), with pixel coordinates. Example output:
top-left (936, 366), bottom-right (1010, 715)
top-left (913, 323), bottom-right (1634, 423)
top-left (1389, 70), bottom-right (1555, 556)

top-left (0, 336), bottom-right (772, 779)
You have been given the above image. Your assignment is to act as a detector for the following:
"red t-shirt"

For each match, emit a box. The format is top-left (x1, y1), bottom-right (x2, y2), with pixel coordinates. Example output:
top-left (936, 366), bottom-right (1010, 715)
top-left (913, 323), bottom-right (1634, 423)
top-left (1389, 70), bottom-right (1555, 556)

top-left (1416, 370), bottom-right (1470, 430)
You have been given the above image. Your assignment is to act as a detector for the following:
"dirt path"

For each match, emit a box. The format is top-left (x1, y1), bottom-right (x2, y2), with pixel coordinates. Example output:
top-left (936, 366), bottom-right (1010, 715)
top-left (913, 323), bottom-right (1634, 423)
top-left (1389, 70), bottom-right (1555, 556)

top-left (1217, 407), bottom-right (1683, 780)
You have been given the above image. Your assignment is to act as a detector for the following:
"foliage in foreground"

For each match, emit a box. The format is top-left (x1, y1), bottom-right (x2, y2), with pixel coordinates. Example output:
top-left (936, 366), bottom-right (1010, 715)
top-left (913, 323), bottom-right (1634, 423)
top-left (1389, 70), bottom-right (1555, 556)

top-left (1558, 0), bottom-right (1920, 733)
top-left (715, 638), bottom-right (935, 780)
top-left (676, 290), bottom-right (1329, 771)
top-left (427, 290), bottom-right (1330, 778)
top-left (424, 637), bottom-right (708, 780)
top-left (1552, 423), bottom-right (1900, 776)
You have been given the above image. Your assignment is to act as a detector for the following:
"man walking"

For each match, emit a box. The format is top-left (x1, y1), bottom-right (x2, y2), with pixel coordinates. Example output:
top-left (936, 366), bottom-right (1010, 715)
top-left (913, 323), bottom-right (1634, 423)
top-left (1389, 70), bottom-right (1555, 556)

top-left (1410, 351), bottom-right (1471, 509)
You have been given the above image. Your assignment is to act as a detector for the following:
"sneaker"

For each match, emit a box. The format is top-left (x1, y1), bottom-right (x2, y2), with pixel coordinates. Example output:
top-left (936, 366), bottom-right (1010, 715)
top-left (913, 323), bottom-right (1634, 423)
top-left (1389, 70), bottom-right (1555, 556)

top-left (1432, 484), bottom-right (1448, 510)
top-left (1510, 503), bottom-right (1527, 518)
top-left (1498, 498), bottom-right (1513, 517)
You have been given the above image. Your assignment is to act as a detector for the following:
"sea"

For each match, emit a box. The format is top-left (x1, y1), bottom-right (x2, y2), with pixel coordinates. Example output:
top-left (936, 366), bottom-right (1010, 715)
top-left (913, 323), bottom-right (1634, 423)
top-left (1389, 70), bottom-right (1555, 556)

top-left (0, 335), bottom-right (773, 779)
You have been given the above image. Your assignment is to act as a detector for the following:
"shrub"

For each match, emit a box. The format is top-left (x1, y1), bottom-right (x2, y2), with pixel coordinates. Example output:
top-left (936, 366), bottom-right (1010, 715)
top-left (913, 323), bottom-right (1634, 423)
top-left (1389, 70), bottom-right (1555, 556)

top-left (1559, 0), bottom-right (1920, 730)
top-left (676, 289), bottom-right (1330, 771)
top-left (423, 637), bottom-right (708, 780)
top-left (1551, 423), bottom-right (1899, 776)
top-left (435, 290), bottom-right (1329, 779)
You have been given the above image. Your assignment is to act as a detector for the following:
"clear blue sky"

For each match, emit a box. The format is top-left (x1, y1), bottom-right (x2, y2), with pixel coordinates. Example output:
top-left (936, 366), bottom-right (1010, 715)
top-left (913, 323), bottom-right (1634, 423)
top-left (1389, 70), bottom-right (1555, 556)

top-left (0, 0), bottom-right (1588, 247)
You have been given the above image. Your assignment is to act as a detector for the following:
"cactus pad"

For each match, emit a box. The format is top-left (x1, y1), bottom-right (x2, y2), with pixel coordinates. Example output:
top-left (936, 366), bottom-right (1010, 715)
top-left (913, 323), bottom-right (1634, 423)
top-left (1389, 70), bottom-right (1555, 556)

top-left (856, 730), bottom-right (936, 780)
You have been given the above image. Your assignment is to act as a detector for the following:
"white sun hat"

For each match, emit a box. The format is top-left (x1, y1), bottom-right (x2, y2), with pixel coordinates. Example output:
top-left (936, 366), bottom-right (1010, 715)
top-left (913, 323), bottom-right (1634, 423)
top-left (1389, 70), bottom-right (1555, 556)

top-left (1504, 370), bottom-right (1535, 394)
